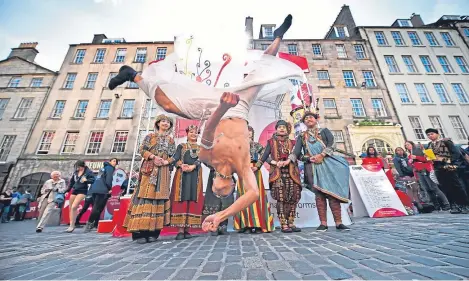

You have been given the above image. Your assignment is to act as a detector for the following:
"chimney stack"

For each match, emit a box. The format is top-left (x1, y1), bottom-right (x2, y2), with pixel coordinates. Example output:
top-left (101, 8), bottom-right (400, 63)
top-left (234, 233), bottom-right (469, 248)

top-left (92, 34), bottom-right (108, 44)
top-left (410, 14), bottom-right (425, 27)
top-left (245, 16), bottom-right (254, 40)
top-left (8, 42), bottom-right (39, 62)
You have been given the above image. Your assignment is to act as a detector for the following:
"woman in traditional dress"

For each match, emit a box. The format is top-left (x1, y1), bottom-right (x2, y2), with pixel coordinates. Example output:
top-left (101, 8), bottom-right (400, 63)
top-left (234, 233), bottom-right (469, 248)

top-left (123, 115), bottom-right (176, 244)
top-left (234, 126), bottom-right (273, 234)
top-left (169, 125), bottom-right (205, 240)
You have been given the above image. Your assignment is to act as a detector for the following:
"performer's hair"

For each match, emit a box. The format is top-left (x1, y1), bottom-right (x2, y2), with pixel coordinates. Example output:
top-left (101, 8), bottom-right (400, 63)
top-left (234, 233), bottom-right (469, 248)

top-left (366, 146), bottom-right (378, 158)
top-left (185, 125), bottom-right (200, 134)
top-left (154, 115), bottom-right (173, 131)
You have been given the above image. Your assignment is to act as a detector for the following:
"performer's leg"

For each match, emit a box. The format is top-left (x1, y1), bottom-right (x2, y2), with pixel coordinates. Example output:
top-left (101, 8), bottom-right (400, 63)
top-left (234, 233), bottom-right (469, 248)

top-left (315, 194), bottom-right (327, 226)
top-left (328, 198), bottom-right (342, 226)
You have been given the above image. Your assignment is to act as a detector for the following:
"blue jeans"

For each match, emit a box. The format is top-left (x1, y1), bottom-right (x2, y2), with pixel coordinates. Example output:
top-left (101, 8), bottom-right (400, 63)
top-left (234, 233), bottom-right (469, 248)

top-left (0, 204), bottom-right (10, 222)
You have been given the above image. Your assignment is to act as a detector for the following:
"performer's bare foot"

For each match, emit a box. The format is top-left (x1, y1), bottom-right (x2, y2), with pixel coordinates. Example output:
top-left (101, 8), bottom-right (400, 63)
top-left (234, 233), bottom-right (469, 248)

top-left (109, 66), bottom-right (137, 90)
top-left (273, 14), bottom-right (292, 39)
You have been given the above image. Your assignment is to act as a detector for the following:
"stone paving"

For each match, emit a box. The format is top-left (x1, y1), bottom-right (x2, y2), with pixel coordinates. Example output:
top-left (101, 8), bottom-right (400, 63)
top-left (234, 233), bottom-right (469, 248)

top-left (1, 213), bottom-right (469, 280)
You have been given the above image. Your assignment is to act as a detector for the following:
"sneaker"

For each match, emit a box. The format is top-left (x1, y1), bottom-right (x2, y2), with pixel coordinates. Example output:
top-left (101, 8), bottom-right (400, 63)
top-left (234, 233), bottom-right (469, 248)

top-left (36, 228), bottom-right (42, 233)
top-left (109, 65), bottom-right (137, 90)
top-left (273, 15), bottom-right (293, 39)
top-left (336, 224), bottom-right (351, 231)
top-left (316, 225), bottom-right (328, 232)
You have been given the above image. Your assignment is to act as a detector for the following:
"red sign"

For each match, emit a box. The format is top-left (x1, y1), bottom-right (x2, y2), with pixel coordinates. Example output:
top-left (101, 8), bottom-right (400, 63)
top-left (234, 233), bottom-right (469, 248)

top-left (24, 201), bottom-right (39, 219)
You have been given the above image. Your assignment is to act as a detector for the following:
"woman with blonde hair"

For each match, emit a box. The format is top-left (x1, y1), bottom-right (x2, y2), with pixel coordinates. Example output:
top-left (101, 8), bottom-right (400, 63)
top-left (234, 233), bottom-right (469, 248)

top-left (36, 171), bottom-right (67, 233)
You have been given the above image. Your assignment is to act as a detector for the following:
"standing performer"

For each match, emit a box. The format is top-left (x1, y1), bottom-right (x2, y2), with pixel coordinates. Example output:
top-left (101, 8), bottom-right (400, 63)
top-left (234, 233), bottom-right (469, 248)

top-left (234, 126), bottom-right (273, 234)
top-left (289, 111), bottom-right (350, 231)
top-left (169, 125), bottom-right (205, 240)
top-left (258, 121), bottom-right (301, 233)
top-left (123, 115), bottom-right (176, 243)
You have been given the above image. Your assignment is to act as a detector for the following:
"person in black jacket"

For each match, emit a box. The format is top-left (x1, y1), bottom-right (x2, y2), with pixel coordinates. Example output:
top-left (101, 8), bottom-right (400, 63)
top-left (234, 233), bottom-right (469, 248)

top-left (84, 158), bottom-right (118, 232)
top-left (393, 147), bottom-right (421, 209)
top-left (66, 160), bottom-right (95, 233)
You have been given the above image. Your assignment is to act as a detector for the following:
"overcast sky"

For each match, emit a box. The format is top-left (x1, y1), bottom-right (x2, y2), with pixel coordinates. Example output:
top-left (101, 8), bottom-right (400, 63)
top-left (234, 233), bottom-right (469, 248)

top-left (0, 0), bottom-right (468, 71)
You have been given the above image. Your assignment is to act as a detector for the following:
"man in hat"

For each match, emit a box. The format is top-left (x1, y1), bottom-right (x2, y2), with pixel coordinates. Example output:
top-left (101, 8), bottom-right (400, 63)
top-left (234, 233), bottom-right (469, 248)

top-left (426, 128), bottom-right (469, 214)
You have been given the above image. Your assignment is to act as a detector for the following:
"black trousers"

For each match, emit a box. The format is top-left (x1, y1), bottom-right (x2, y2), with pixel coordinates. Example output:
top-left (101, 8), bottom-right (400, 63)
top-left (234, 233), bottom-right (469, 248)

top-left (435, 167), bottom-right (469, 207)
top-left (76, 196), bottom-right (93, 224)
top-left (87, 194), bottom-right (109, 225)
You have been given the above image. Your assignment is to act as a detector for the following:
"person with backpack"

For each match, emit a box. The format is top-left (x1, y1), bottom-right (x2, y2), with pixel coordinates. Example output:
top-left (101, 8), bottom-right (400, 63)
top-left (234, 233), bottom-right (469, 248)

top-left (36, 171), bottom-right (67, 233)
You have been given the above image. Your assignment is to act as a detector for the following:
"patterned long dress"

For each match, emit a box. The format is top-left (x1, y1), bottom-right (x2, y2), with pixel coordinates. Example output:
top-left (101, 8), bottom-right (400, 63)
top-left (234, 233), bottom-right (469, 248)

top-left (123, 132), bottom-right (176, 239)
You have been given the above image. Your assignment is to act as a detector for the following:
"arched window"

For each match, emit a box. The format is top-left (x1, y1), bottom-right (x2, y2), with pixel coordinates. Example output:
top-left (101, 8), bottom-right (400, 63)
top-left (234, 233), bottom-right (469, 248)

top-left (17, 173), bottom-right (50, 200)
top-left (362, 139), bottom-right (393, 155)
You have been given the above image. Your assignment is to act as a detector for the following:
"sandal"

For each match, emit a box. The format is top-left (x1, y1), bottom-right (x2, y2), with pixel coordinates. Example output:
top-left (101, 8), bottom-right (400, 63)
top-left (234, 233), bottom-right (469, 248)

top-left (281, 226), bottom-right (293, 233)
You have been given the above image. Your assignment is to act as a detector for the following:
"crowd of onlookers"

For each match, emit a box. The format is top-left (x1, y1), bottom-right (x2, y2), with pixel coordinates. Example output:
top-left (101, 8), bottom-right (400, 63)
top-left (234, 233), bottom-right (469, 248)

top-left (0, 187), bottom-right (33, 223)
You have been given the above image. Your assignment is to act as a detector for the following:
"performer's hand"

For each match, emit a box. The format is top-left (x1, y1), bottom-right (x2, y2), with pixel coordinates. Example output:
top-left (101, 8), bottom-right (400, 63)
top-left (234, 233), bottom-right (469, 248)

top-left (276, 161), bottom-right (283, 167)
top-left (202, 214), bottom-right (221, 232)
top-left (251, 167), bottom-right (258, 172)
top-left (163, 160), bottom-right (169, 166)
top-left (220, 92), bottom-right (240, 109)
top-left (314, 154), bottom-right (324, 163)
top-left (309, 156), bottom-right (317, 163)
top-left (271, 160), bottom-right (277, 166)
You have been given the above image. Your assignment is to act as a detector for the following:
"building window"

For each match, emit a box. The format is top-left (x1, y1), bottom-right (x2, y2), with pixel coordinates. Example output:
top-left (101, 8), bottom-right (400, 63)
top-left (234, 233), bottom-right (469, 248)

top-left (30, 78), bottom-right (43, 87)
top-left (111, 131), bottom-right (129, 153)
top-left (336, 44), bottom-right (347, 58)
top-left (323, 98), bottom-right (338, 116)
top-left (107, 72), bottom-right (118, 88)
top-left (342, 71), bottom-right (356, 87)
top-left (454, 56), bottom-right (469, 73)
top-left (0, 99), bottom-right (9, 119)
top-left (37, 131), bottom-right (55, 154)
top-left (84, 72), bottom-right (98, 89)
top-left (94, 48), bottom-right (106, 63)
top-left (440, 32), bottom-right (455, 46)
top-left (433, 83), bottom-right (451, 103)
top-left (74, 100), bottom-right (89, 118)
top-left (395, 83), bottom-right (412, 103)
top-left (351, 99), bottom-right (366, 117)
top-left (260, 44), bottom-right (269, 51)
top-left (424, 32), bottom-right (440, 46)
top-left (415, 83), bottom-right (431, 103)
top-left (354, 44), bottom-right (366, 59)
top-left (51, 100), bottom-right (66, 118)
top-left (402, 55), bottom-right (418, 73)
top-left (391, 31), bottom-right (405, 46)
top-left (371, 98), bottom-right (387, 117)
top-left (114, 48), bottom-right (127, 63)
top-left (135, 48), bottom-right (147, 63)
top-left (384, 55), bottom-right (400, 73)
top-left (336, 26), bottom-right (347, 38)
top-left (156, 48), bottom-right (167, 60)
top-left (143, 99), bottom-right (157, 118)
top-left (0, 135), bottom-right (16, 161)
top-left (407, 31), bottom-right (423, 46)
top-left (362, 71), bottom-right (377, 88)
top-left (121, 99), bottom-right (135, 118)
top-left (420, 56), bottom-right (436, 73)
top-left (374, 31), bottom-right (388, 46)
top-left (312, 44), bottom-right (322, 56)
top-left (18, 173), bottom-right (51, 200)
top-left (362, 139), bottom-right (394, 155)
top-left (449, 116), bottom-right (468, 140)
top-left (409, 116), bottom-right (425, 140)
top-left (97, 100), bottom-right (112, 118)
top-left (451, 83), bottom-right (469, 104)
top-left (317, 70), bottom-right (330, 81)
top-left (61, 132), bottom-right (79, 154)
top-left (13, 98), bottom-right (33, 119)
top-left (8, 77), bottom-right (21, 88)
top-left (332, 131), bottom-right (344, 142)
top-left (437, 56), bottom-right (454, 73)
top-left (288, 44), bottom-right (298, 56)
top-left (64, 73), bottom-right (77, 89)
top-left (398, 20), bottom-right (412, 27)
top-left (464, 28), bottom-right (469, 38)
top-left (264, 26), bottom-right (273, 38)
top-left (429, 116), bottom-right (446, 138)
top-left (74, 49), bottom-right (86, 64)
top-left (86, 131), bottom-right (104, 155)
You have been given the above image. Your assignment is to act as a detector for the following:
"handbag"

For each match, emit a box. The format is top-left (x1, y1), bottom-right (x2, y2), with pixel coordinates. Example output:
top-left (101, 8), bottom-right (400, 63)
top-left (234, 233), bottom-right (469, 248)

top-left (54, 192), bottom-right (65, 205)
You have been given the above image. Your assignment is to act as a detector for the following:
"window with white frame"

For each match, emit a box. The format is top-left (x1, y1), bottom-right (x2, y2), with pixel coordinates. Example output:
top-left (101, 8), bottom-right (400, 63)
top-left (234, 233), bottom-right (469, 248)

top-left (350, 99), bottom-right (366, 117)
top-left (63, 73), bottom-right (77, 89)
top-left (407, 31), bottom-right (423, 46)
top-left (433, 83), bottom-right (451, 103)
top-left (362, 139), bottom-right (393, 155)
top-left (0, 135), bottom-right (16, 161)
top-left (114, 48), bottom-right (127, 63)
top-left (425, 32), bottom-right (440, 46)
top-left (121, 99), bottom-right (135, 118)
top-left (8, 77), bottom-right (21, 87)
top-left (449, 116), bottom-right (468, 139)
top-left (264, 26), bottom-right (273, 38)
top-left (354, 44), bottom-right (366, 59)
top-left (409, 116), bottom-right (425, 140)
top-left (336, 26), bottom-right (347, 38)
top-left (0, 99), bottom-right (9, 119)
top-left (402, 55), bottom-right (418, 73)
top-left (323, 98), bottom-right (338, 116)
top-left (332, 131), bottom-right (344, 142)
top-left (371, 98), bottom-right (387, 117)
top-left (135, 48), bottom-right (147, 63)
top-left (86, 131), bottom-right (104, 154)
top-left (107, 72), bottom-right (117, 88)
top-left (451, 83), bottom-right (469, 103)
top-left (74, 49), bottom-right (86, 64)
top-left (398, 20), bottom-right (412, 27)
top-left (440, 32), bottom-right (455, 46)
top-left (30, 78), bottom-right (43, 87)
top-left (288, 44), bottom-right (298, 55)
top-left (391, 31), bottom-right (405, 46)
top-left (414, 83), bottom-right (432, 103)
top-left (362, 71), bottom-right (377, 87)
top-left (374, 31), bottom-right (388, 46)
top-left (94, 48), bottom-right (106, 63)
top-left (384, 56), bottom-right (400, 73)
top-left (97, 100), bottom-right (112, 118)
top-left (454, 56), bottom-right (469, 73)
top-left (156, 48), bottom-right (167, 60)
top-left (61, 132), bottom-right (79, 154)
top-left (395, 83), bottom-right (412, 103)
top-left (74, 100), bottom-right (88, 118)
top-left (111, 131), bottom-right (129, 153)
top-left (342, 71), bottom-right (356, 87)
top-left (84, 72), bottom-right (98, 89)
top-left (420, 56), bottom-right (436, 73)
top-left (429, 116), bottom-right (447, 138)
top-left (312, 44), bottom-right (322, 56)
top-left (143, 99), bottom-right (157, 118)
top-left (51, 100), bottom-right (66, 118)
top-left (37, 131), bottom-right (55, 154)
top-left (317, 70), bottom-right (330, 80)
top-left (437, 56), bottom-right (454, 73)
top-left (336, 44), bottom-right (347, 58)
top-left (13, 98), bottom-right (33, 119)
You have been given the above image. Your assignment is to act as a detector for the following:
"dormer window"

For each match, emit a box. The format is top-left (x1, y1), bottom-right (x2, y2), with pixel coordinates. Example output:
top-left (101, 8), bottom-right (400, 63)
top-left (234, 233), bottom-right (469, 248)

top-left (398, 20), bottom-right (412, 27)
top-left (334, 26), bottom-right (349, 38)
top-left (264, 26), bottom-right (273, 38)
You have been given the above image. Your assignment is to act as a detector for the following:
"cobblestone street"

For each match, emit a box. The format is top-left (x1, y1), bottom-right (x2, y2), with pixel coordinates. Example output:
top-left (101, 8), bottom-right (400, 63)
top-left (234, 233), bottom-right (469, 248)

top-left (1, 213), bottom-right (469, 280)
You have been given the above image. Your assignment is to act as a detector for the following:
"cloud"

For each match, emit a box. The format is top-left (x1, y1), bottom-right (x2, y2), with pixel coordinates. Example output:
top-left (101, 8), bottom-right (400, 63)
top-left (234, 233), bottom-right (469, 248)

top-left (93, 0), bottom-right (122, 6)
